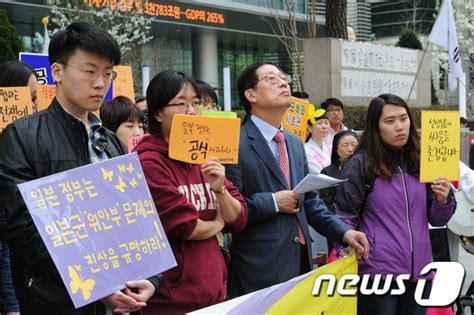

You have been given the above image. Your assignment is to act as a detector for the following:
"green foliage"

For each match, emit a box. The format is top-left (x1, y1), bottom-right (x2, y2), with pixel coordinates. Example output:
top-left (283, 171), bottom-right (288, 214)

top-left (343, 106), bottom-right (368, 131)
top-left (0, 10), bottom-right (24, 63)
top-left (396, 29), bottom-right (423, 50)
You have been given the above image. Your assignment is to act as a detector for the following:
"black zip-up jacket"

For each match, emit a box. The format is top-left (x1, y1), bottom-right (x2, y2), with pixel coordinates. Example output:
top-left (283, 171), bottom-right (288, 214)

top-left (0, 99), bottom-right (161, 315)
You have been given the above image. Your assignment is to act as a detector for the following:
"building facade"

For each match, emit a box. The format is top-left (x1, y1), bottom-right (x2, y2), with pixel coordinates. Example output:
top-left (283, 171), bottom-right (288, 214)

top-left (1, 0), bottom-right (322, 108)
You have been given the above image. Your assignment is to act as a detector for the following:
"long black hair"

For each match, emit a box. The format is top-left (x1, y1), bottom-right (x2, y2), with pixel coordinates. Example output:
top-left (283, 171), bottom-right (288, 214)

top-left (0, 60), bottom-right (35, 86)
top-left (357, 93), bottom-right (420, 178)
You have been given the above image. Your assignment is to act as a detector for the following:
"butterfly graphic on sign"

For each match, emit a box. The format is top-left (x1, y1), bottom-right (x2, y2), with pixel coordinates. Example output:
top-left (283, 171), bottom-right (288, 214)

top-left (68, 265), bottom-right (96, 301)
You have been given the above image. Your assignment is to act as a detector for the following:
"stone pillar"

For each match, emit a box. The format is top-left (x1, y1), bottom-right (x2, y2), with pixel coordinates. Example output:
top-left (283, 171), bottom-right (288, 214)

top-left (192, 30), bottom-right (219, 89)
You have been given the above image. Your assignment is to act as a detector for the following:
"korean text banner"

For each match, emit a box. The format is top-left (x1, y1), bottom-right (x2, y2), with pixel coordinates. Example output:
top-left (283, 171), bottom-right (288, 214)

top-left (0, 86), bottom-right (34, 133)
top-left (18, 154), bottom-right (177, 308)
top-left (169, 114), bottom-right (240, 164)
top-left (420, 111), bottom-right (460, 182)
top-left (282, 97), bottom-right (311, 143)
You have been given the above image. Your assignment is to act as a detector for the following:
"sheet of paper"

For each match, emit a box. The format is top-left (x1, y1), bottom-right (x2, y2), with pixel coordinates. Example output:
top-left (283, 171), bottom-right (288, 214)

top-left (293, 173), bottom-right (347, 194)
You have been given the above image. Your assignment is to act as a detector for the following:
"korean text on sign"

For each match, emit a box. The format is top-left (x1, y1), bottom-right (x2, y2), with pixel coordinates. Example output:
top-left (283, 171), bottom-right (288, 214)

top-left (420, 111), bottom-right (460, 182)
top-left (0, 87), bottom-right (33, 133)
top-left (282, 97), bottom-right (311, 143)
top-left (169, 114), bottom-right (240, 164)
top-left (18, 154), bottom-right (177, 308)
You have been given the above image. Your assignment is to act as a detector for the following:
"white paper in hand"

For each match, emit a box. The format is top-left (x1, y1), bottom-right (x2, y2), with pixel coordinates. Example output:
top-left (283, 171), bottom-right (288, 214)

top-left (293, 173), bottom-right (347, 194)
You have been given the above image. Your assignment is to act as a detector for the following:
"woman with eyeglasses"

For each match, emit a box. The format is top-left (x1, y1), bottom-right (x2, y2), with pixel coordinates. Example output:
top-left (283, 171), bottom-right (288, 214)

top-left (304, 108), bottom-right (332, 174)
top-left (319, 130), bottom-right (359, 255)
top-left (196, 80), bottom-right (220, 111)
top-left (133, 70), bottom-right (248, 314)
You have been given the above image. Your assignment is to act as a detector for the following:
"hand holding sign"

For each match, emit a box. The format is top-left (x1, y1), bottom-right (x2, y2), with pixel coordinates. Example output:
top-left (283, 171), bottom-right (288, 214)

top-left (169, 114), bottom-right (240, 164)
top-left (18, 154), bottom-right (176, 308)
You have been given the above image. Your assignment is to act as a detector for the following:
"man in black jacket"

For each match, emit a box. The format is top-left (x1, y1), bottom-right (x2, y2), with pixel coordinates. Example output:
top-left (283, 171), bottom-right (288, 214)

top-left (0, 22), bottom-right (161, 315)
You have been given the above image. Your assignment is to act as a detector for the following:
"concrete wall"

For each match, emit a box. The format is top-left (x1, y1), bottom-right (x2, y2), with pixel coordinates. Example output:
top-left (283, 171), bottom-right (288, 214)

top-left (303, 38), bottom-right (431, 107)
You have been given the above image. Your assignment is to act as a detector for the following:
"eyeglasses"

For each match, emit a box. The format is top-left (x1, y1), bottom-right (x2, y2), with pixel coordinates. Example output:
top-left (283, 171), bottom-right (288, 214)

top-left (61, 63), bottom-right (117, 82)
top-left (166, 100), bottom-right (205, 112)
top-left (327, 108), bottom-right (343, 114)
top-left (257, 73), bottom-right (292, 85)
top-left (203, 103), bottom-right (222, 111)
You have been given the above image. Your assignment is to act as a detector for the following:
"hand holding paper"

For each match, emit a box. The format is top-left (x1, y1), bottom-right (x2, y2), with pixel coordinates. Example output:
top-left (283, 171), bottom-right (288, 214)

top-left (292, 174), bottom-right (347, 194)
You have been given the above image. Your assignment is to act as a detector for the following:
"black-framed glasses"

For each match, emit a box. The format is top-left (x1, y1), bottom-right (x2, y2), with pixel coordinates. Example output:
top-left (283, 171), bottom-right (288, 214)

top-left (257, 73), bottom-right (292, 85)
top-left (61, 63), bottom-right (117, 82)
top-left (166, 100), bottom-right (205, 112)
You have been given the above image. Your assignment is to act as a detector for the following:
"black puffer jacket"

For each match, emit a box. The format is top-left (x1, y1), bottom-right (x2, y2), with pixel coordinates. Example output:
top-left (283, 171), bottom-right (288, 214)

top-left (0, 99), bottom-right (161, 314)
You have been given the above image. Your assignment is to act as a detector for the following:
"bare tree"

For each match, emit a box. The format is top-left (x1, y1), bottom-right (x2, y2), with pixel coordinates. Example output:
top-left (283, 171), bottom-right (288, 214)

top-left (400, 0), bottom-right (431, 33)
top-left (264, 0), bottom-right (318, 91)
top-left (326, 0), bottom-right (347, 39)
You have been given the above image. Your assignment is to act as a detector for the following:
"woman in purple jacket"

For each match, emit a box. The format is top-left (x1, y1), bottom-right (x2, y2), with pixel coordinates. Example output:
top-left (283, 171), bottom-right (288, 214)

top-left (334, 94), bottom-right (455, 315)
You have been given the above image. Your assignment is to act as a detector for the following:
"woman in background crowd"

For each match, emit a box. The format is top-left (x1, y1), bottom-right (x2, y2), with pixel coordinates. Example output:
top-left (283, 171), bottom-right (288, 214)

top-left (334, 93), bottom-right (455, 315)
top-left (305, 108), bottom-right (332, 174)
top-left (320, 130), bottom-right (359, 213)
top-left (100, 95), bottom-right (144, 149)
top-left (319, 130), bottom-right (359, 255)
top-left (0, 60), bottom-right (37, 112)
top-left (0, 60), bottom-right (36, 315)
top-left (134, 70), bottom-right (247, 314)
top-left (196, 80), bottom-right (220, 111)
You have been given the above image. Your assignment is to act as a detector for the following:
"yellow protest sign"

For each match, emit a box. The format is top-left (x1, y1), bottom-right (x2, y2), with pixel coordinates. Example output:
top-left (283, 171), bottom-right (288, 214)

top-left (169, 114), bottom-right (240, 164)
top-left (36, 84), bottom-right (56, 111)
top-left (113, 65), bottom-right (135, 101)
top-left (282, 97), bottom-right (311, 143)
top-left (0, 87), bottom-right (34, 133)
top-left (266, 255), bottom-right (358, 315)
top-left (420, 111), bottom-right (460, 182)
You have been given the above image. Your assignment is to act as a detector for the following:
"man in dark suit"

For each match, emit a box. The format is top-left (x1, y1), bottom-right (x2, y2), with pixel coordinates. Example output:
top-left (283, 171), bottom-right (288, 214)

top-left (226, 61), bottom-right (369, 298)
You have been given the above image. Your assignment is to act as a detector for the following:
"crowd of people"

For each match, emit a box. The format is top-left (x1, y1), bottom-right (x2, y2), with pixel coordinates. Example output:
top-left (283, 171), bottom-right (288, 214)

top-left (0, 21), bottom-right (459, 315)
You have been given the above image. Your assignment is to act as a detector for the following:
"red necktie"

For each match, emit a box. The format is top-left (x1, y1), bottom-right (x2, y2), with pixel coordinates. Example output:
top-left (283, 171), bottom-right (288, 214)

top-left (273, 130), bottom-right (306, 245)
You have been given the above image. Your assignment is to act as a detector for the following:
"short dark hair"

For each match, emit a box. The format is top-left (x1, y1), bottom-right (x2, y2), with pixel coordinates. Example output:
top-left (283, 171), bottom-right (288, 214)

top-left (196, 80), bottom-right (218, 105)
top-left (49, 22), bottom-right (121, 66)
top-left (460, 117), bottom-right (468, 125)
top-left (321, 98), bottom-right (344, 110)
top-left (292, 91), bottom-right (309, 99)
top-left (146, 70), bottom-right (200, 138)
top-left (100, 96), bottom-right (144, 133)
top-left (237, 61), bottom-right (280, 114)
top-left (0, 60), bottom-right (35, 87)
top-left (358, 93), bottom-right (420, 178)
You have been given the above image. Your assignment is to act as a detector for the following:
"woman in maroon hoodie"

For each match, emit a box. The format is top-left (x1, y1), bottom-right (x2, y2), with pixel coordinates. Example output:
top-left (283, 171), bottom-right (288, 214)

top-left (134, 71), bottom-right (248, 314)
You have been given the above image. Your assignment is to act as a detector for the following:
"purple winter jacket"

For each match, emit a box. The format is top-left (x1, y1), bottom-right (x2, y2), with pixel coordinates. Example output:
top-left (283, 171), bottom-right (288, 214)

top-left (334, 149), bottom-right (455, 280)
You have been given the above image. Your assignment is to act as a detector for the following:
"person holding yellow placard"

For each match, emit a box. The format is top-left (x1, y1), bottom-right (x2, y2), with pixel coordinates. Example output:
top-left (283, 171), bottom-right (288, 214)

top-left (133, 70), bottom-right (248, 314)
top-left (334, 94), bottom-right (455, 315)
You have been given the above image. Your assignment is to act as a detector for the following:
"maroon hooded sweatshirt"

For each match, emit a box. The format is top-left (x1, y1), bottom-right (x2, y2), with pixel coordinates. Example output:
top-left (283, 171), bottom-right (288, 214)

top-left (134, 135), bottom-right (248, 314)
